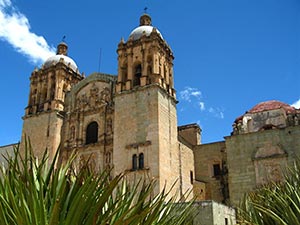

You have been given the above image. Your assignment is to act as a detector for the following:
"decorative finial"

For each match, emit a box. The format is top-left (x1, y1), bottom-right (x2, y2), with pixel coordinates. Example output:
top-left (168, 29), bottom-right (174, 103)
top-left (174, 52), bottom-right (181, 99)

top-left (57, 37), bottom-right (68, 56)
top-left (140, 13), bottom-right (152, 26)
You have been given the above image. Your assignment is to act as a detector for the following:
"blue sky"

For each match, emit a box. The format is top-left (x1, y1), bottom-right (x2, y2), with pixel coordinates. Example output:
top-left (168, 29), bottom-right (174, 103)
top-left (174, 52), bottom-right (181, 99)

top-left (0, 0), bottom-right (299, 146)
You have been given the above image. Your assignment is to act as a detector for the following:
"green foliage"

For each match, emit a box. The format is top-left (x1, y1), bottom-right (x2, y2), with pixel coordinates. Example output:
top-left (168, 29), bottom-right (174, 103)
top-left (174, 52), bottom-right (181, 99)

top-left (238, 160), bottom-right (300, 225)
top-left (0, 141), bottom-right (195, 225)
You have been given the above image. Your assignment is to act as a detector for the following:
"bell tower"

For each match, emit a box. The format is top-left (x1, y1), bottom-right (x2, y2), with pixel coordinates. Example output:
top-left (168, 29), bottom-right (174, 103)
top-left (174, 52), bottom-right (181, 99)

top-left (113, 14), bottom-right (180, 195)
top-left (21, 42), bottom-right (83, 161)
top-left (116, 14), bottom-right (175, 97)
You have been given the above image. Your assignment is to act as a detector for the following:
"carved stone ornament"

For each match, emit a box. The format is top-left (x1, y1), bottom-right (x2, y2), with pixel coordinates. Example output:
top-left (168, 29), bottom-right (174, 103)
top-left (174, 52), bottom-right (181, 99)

top-left (253, 143), bottom-right (287, 186)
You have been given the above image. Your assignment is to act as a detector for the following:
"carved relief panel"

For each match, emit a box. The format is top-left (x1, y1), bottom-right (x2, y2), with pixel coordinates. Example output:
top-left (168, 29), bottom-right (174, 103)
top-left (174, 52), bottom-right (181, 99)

top-left (253, 143), bottom-right (287, 186)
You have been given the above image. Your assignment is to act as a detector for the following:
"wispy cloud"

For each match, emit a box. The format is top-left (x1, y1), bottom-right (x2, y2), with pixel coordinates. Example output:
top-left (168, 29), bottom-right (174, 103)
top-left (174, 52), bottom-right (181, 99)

top-left (199, 102), bottom-right (205, 111)
top-left (291, 98), bottom-right (300, 108)
top-left (208, 107), bottom-right (224, 119)
top-left (0, 0), bottom-right (55, 64)
top-left (180, 87), bottom-right (202, 102)
top-left (179, 86), bottom-right (224, 119)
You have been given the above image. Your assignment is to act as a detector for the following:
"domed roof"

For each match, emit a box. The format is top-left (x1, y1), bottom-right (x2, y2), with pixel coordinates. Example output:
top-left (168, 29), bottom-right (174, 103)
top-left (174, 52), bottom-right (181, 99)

top-left (235, 100), bottom-right (296, 123)
top-left (248, 100), bottom-right (296, 114)
top-left (43, 42), bottom-right (79, 72)
top-left (43, 54), bottom-right (78, 72)
top-left (128, 13), bottom-right (163, 41)
top-left (129, 25), bottom-right (163, 40)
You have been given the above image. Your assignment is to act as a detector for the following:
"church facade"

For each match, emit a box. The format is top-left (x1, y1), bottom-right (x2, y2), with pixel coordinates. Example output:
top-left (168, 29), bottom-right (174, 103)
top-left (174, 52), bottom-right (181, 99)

top-left (20, 14), bottom-right (194, 199)
top-left (14, 13), bottom-right (300, 207)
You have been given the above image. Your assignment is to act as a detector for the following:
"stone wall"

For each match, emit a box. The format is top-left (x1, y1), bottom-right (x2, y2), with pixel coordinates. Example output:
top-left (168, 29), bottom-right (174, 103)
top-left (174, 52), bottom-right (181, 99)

top-left (184, 201), bottom-right (236, 225)
top-left (113, 85), bottom-right (161, 194)
top-left (226, 125), bottom-right (300, 206)
top-left (178, 123), bottom-right (201, 146)
top-left (193, 141), bottom-right (227, 202)
top-left (0, 143), bottom-right (17, 168)
top-left (21, 111), bottom-right (63, 162)
top-left (179, 141), bottom-right (195, 200)
top-left (113, 84), bottom-right (185, 197)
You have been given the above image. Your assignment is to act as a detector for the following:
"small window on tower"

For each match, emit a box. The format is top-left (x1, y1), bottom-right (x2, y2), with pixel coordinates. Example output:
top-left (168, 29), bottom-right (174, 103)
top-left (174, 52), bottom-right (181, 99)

top-left (190, 170), bottom-right (194, 184)
top-left (121, 64), bottom-right (128, 83)
top-left (213, 164), bottom-right (221, 177)
top-left (132, 154), bottom-right (137, 170)
top-left (138, 153), bottom-right (144, 169)
top-left (133, 64), bottom-right (142, 86)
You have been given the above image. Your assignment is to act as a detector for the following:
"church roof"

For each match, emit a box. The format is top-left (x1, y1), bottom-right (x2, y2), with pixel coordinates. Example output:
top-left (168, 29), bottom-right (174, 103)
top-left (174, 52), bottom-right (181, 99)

top-left (43, 54), bottom-right (78, 72)
top-left (129, 14), bottom-right (163, 41)
top-left (248, 100), bottom-right (296, 114)
top-left (129, 25), bottom-right (163, 40)
top-left (235, 100), bottom-right (296, 122)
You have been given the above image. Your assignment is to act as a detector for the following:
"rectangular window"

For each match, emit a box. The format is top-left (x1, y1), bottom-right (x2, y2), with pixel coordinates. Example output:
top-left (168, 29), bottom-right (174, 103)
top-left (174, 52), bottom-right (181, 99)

top-left (190, 170), bottom-right (193, 184)
top-left (213, 164), bottom-right (221, 177)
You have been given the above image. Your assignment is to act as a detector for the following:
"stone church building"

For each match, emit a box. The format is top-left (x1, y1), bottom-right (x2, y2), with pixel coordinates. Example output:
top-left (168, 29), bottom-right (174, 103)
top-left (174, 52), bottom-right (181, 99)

top-left (1, 13), bottom-right (299, 209)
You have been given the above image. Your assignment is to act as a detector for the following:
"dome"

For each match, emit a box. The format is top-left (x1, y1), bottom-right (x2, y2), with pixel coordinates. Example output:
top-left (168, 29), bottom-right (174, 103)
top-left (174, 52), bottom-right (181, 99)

top-left (128, 13), bottom-right (163, 41)
top-left (248, 100), bottom-right (296, 114)
top-left (129, 25), bottom-right (163, 41)
top-left (232, 100), bottom-right (297, 135)
top-left (234, 100), bottom-right (296, 123)
top-left (43, 54), bottom-right (78, 72)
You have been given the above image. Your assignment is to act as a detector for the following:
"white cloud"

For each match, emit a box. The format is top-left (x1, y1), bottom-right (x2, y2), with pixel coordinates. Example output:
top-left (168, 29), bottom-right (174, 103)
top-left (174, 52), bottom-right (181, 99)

top-left (292, 99), bottom-right (300, 109)
top-left (0, 0), bottom-right (55, 64)
top-left (179, 87), bottom-right (202, 102)
top-left (199, 102), bottom-right (205, 111)
top-left (0, 0), bottom-right (11, 7)
top-left (208, 107), bottom-right (224, 119)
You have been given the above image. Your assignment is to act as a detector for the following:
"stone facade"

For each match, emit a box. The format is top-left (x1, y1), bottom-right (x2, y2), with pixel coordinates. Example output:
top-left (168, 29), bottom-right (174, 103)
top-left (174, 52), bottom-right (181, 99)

top-left (59, 73), bottom-right (115, 173)
top-left (226, 125), bottom-right (300, 205)
top-left (20, 14), bottom-right (194, 200)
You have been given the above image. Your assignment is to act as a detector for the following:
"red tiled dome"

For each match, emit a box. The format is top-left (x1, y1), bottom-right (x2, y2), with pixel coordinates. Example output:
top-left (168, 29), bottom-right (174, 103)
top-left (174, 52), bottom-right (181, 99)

top-left (235, 100), bottom-right (296, 122)
top-left (248, 100), bottom-right (296, 114)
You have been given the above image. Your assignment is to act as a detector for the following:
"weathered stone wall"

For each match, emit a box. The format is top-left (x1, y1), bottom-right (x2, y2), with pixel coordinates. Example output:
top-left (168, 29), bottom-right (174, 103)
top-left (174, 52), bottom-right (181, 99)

top-left (178, 124), bottom-right (201, 146)
top-left (178, 141), bottom-right (195, 200)
top-left (187, 201), bottom-right (236, 225)
top-left (113, 85), bottom-right (160, 193)
top-left (157, 87), bottom-right (181, 197)
top-left (226, 125), bottom-right (300, 206)
top-left (21, 111), bottom-right (63, 162)
top-left (113, 85), bottom-right (184, 197)
top-left (193, 141), bottom-right (226, 202)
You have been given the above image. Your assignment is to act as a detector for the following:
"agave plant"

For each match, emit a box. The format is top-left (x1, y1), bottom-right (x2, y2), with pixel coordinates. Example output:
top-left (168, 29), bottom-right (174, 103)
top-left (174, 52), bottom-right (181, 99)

top-left (238, 160), bottom-right (300, 225)
top-left (0, 141), bottom-right (196, 225)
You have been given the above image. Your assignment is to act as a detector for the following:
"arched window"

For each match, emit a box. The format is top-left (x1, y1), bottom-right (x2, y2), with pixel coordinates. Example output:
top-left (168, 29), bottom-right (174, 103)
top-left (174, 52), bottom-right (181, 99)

top-left (133, 64), bottom-right (142, 86)
top-left (121, 63), bottom-right (128, 83)
top-left (86, 121), bottom-right (98, 144)
top-left (132, 154), bottom-right (137, 170)
top-left (139, 153), bottom-right (144, 169)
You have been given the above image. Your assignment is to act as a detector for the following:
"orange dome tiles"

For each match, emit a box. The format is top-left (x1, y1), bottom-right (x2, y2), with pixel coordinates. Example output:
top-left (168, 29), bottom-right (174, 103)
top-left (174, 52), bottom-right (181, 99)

top-left (248, 100), bottom-right (296, 114)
